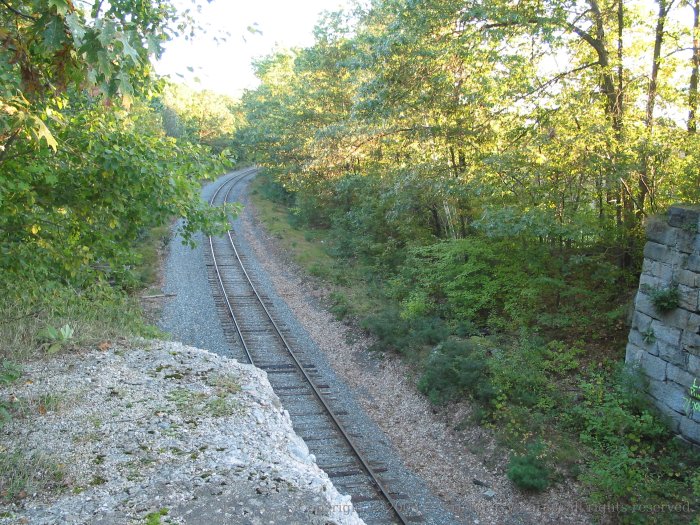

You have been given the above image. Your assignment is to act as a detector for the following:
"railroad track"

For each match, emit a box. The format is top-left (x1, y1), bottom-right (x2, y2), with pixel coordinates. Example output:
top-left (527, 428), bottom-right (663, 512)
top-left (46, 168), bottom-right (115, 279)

top-left (206, 169), bottom-right (421, 525)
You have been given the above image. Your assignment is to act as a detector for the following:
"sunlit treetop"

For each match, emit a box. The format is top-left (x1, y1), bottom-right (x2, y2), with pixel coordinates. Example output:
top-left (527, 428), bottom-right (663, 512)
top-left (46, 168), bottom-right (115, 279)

top-left (0, 0), bottom-right (210, 150)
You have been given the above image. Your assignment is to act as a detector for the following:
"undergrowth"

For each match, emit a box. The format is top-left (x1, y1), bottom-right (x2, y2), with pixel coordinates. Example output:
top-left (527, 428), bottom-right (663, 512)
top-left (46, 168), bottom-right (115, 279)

top-left (0, 280), bottom-right (156, 363)
top-left (0, 222), bottom-right (171, 504)
top-left (0, 449), bottom-right (65, 502)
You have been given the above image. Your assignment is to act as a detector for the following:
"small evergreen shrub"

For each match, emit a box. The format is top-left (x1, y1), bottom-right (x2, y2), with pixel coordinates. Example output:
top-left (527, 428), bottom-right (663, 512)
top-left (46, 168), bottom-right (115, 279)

top-left (361, 309), bottom-right (448, 355)
top-left (507, 443), bottom-right (550, 492)
top-left (417, 340), bottom-right (492, 404)
top-left (328, 291), bottom-right (350, 320)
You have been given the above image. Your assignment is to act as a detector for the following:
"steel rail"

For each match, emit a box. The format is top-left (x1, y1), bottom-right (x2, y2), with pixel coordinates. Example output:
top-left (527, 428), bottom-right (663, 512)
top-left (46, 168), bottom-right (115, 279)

top-left (208, 170), bottom-right (412, 525)
top-left (207, 167), bottom-right (259, 365)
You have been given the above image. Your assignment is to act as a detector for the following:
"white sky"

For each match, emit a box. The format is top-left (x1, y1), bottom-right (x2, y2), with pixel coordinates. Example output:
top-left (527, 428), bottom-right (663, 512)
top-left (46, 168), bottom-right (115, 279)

top-left (155, 0), bottom-right (350, 98)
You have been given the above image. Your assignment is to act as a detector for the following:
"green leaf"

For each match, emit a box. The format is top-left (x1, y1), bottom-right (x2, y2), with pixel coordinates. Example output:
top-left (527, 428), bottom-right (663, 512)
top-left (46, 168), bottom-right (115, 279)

top-left (117, 71), bottom-right (134, 97)
top-left (98, 19), bottom-right (116, 47)
top-left (147, 34), bottom-right (161, 55)
top-left (58, 324), bottom-right (74, 340)
top-left (28, 115), bottom-right (58, 151)
top-left (43, 17), bottom-right (65, 51)
top-left (0, 361), bottom-right (22, 385)
top-left (48, 0), bottom-right (70, 16)
top-left (38, 326), bottom-right (59, 341)
top-left (65, 12), bottom-right (86, 47)
top-left (96, 50), bottom-right (112, 77)
top-left (118, 34), bottom-right (141, 65)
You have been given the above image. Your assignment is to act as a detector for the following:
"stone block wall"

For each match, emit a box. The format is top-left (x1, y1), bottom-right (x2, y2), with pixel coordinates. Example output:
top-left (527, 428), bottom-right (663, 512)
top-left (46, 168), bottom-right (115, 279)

top-left (625, 206), bottom-right (700, 444)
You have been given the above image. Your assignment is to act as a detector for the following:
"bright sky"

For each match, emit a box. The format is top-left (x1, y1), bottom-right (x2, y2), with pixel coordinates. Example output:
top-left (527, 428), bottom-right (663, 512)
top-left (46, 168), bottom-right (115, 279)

top-left (155, 0), bottom-right (350, 98)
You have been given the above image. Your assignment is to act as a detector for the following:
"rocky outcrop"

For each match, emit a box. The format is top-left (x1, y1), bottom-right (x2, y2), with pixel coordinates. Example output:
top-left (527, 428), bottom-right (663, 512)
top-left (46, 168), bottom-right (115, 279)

top-left (626, 206), bottom-right (700, 444)
top-left (0, 340), bottom-right (365, 524)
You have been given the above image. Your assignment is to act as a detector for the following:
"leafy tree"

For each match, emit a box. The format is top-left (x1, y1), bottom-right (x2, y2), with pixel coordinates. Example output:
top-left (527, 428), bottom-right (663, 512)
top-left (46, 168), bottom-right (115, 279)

top-left (0, 0), bottom-right (183, 152)
top-left (158, 82), bottom-right (244, 153)
top-left (241, 0), bottom-right (700, 258)
top-left (0, 0), bottom-right (232, 288)
top-left (237, 2), bottom-right (700, 516)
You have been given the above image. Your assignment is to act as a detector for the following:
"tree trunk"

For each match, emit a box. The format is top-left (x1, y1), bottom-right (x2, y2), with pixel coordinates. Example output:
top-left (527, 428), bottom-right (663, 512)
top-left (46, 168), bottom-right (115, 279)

top-left (638, 0), bottom-right (672, 217)
top-left (430, 206), bottom-right (442, 237)
top-left (617, 0), bottom-right (625, 124)
top-left (583, 1), bottom-right (628, 228)
top-left (689, 0), bottom-right (700, 133)
top-left (458, 149), bottom-right (466, 172)
top-left (449, 146), bottom-right (458, 176)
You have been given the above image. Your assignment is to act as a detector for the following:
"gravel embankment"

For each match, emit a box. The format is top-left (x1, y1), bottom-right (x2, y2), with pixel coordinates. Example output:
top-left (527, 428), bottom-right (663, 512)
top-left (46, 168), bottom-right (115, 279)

top-left (0, 340), bottom-right (364, 525)
top-left (158, 221), bottom-right (232, 357)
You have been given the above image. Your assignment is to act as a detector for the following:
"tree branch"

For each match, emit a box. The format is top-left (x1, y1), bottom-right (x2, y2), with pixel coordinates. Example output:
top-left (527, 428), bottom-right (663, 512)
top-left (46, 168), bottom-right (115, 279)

top-left (533, 62), bottom-right (599, 93)
top-left (0, 129), bottom-right (21, 165)
top-left (567, 22), bottom-right (601, 52)
top-left (0, 1), bottom-right (36, 21)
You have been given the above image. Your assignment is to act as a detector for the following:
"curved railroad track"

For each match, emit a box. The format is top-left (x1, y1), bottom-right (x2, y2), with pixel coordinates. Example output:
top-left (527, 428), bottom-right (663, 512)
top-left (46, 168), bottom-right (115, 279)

top-left (206, 169), bottom-right (420, 525)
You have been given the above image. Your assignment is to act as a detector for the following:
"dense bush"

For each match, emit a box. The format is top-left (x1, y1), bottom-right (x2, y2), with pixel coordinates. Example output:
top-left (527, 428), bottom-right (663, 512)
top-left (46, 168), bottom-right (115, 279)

top-left (507, 442), bottom-right (551, 492)
top-left (0, 100), bottom-right (230, 287)
top-left (385, 236), bottom-right (630, 336)
top-left (361, 308), bottom-right (448, 356)
top-left (417, 339), bottom-right (493, 404)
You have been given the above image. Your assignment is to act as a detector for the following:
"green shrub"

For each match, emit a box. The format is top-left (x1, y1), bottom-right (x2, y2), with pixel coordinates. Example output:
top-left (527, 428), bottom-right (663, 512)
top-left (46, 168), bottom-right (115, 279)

top-left (507, 442), bottom-right (550, 492)
top-left (361, 309), bottom-right (448, 355)
top-left (488, 338), bottom-right (576, 412)
top-left (418, 339), bottom-right (492, 404)
top-left (574, 368), bottom-right (666, 451)
top-left (328, 291), bottom-right (351, 320)
top-left (257, 172), bottom-right (295, 206)
top-left (360, 308), bottom-right (407, 352)
top-left (386, 236), bottom-right (628, 337)
top-left (646, 284), bottom-right (680, 312)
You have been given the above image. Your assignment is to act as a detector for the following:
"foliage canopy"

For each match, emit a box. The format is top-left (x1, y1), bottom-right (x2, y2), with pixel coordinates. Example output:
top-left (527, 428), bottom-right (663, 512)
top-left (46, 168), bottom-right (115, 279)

top-left (0, 0), bottom-right (232, 289)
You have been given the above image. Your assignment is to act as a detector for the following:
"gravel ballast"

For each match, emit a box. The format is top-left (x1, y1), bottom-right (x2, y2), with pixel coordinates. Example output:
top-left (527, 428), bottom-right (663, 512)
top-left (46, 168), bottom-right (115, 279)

top-left (0, 340), bottom-right (364, 525)
top-left (158, 222), bottom-right (232, 358)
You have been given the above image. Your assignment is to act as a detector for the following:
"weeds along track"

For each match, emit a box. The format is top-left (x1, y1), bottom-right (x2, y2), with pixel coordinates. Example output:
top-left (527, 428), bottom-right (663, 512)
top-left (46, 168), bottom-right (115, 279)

top-left (206, 169), bottom-right (419, 525)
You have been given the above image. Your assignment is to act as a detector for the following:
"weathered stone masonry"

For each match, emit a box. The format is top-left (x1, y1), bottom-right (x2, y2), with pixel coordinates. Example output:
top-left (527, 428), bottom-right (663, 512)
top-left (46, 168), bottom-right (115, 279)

top-left (626, 206), bottom-right (700, 444)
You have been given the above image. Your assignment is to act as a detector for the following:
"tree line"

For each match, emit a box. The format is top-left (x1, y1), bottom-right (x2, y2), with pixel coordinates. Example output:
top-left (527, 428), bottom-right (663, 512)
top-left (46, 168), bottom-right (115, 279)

top-left (240, 0), bottom-right (699, 271)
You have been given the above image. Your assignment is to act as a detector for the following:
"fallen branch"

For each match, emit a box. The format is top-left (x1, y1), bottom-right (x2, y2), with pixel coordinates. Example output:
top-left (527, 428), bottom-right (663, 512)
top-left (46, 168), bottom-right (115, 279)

top-left (140, 293), bottom-right (176, 299)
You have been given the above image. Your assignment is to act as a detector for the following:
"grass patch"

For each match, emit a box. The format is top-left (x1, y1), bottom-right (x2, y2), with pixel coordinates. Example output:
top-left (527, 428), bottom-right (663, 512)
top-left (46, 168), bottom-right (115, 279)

top-left (204, 396), bottom-right (238, 418)
top-left (0, 281), bottom-right (154, 362)
top-left (205, 373), bottom-right (242, 394)
top-left (130, 225), bottom-right (171, 290)
top-left (0, 449), bottom-right (64, 502)
top-left (166, 387), bottom-right (239, 418)
top-left (0, 221), bottom-right (170, 363)
top-left (145, 508), bottom-right (169, 525)
top-left (248, 175), bottom-right (383, 320)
